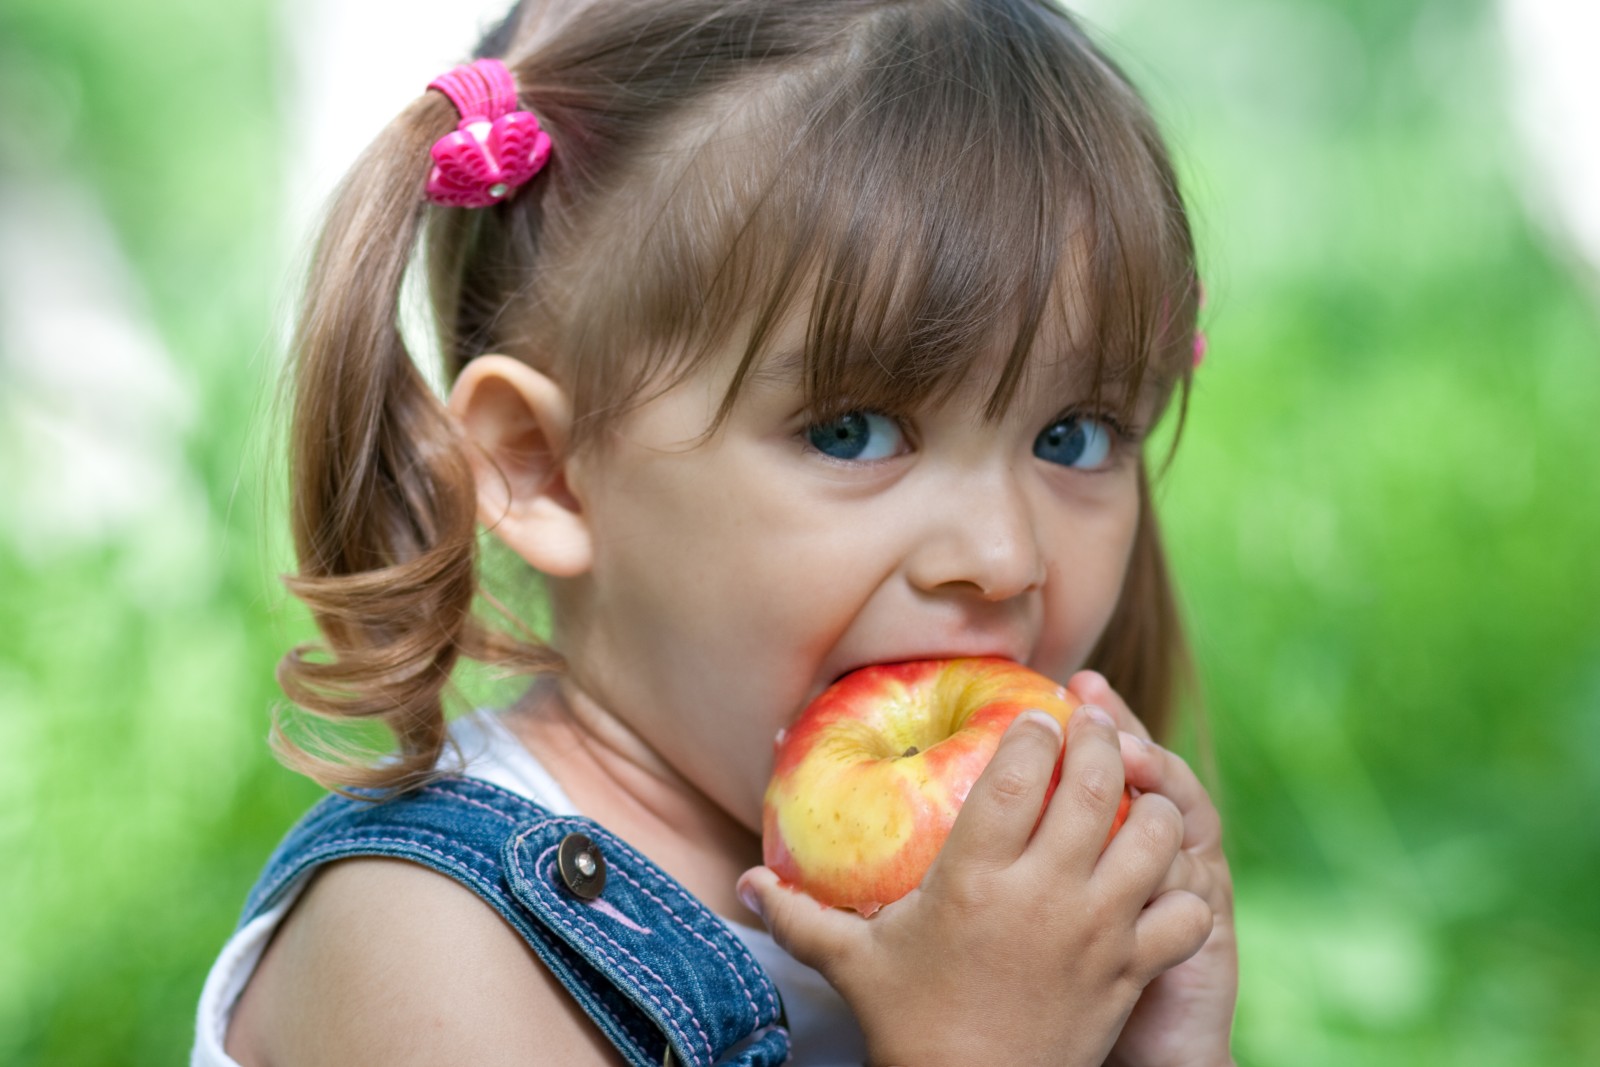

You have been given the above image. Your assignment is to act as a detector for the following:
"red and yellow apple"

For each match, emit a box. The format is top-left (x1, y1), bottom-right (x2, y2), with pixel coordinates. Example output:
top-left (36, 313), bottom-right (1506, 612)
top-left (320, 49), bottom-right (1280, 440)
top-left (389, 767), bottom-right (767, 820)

top-left (762, 657), bottom-right (1131, 915)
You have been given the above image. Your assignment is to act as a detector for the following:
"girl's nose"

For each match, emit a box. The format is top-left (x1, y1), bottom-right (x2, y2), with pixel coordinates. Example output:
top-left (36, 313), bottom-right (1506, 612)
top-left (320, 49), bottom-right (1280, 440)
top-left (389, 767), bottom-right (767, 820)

top-left (904, 472), bottom-right (1047, 602)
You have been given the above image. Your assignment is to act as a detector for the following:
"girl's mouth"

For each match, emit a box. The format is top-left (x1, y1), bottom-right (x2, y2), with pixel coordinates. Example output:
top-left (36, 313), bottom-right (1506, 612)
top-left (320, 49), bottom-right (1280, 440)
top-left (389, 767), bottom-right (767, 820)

top-left (825, 650), bottom-right (1027, 690)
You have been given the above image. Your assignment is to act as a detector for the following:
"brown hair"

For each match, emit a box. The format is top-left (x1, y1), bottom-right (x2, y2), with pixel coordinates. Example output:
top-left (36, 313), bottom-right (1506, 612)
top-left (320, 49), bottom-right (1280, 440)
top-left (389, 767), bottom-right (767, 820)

top-left (276, 0), bottom-right (1201, 793)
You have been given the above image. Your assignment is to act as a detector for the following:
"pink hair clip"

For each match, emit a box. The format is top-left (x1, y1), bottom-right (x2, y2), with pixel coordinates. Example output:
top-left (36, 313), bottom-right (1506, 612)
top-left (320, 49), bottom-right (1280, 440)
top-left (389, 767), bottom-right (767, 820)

top-left (424, 58), bottom-right (552, 208)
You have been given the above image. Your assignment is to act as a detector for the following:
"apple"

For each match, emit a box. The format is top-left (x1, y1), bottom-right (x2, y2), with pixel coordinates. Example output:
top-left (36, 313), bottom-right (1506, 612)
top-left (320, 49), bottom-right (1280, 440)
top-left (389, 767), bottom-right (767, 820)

top-left (762, 657), bottom-right (1131, 915)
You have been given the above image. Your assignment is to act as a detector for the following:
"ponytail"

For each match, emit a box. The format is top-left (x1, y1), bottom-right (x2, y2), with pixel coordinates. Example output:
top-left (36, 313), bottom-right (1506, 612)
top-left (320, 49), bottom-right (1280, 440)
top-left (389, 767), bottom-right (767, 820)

top-left (274, 91), bottom-right (553, 795)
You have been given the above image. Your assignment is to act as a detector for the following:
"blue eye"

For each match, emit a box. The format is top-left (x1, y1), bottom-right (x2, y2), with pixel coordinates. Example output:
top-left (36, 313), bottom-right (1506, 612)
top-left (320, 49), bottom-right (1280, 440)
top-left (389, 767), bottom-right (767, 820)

top-left (806, 412), bottom-right (904, 461)
top-left (1033, 416), bottom-right (1114, 469)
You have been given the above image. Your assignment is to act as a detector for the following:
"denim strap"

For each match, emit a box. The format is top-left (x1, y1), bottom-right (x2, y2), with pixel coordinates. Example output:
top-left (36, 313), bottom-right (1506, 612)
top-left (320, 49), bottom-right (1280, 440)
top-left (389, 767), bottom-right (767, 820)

top-left (243, 776), bottom-right (790, 1067)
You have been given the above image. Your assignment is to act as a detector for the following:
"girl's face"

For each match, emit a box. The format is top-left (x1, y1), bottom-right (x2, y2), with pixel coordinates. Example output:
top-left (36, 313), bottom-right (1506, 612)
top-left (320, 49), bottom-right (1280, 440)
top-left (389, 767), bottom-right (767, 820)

top-left (551, 314), bottom-right (1151, 834)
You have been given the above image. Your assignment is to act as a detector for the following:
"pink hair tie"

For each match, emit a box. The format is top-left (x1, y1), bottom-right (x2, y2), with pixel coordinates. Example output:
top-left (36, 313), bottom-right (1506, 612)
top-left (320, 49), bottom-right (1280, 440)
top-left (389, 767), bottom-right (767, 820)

top-left (424, 58), bottom-right (552, 208)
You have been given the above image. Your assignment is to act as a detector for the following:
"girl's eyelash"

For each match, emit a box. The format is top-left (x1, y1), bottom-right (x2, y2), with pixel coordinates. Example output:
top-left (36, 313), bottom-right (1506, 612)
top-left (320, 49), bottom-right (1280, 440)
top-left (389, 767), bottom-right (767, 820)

top-left (800, 400), bottom-right (903, 422)
top-left (797, 407), bottom-right (1143, 452)
top-left (798, 407), bottom-right (913, 435)
top-left (799, 406), bottom-right (914, 434)
top-left (1051, 408), bottom-right (1142, 445)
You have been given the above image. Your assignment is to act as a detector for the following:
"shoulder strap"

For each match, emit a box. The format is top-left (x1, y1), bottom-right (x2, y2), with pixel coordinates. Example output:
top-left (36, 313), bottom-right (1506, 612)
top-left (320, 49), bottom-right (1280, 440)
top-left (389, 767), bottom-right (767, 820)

top-left (244, 776), bottom-right (790, 1067)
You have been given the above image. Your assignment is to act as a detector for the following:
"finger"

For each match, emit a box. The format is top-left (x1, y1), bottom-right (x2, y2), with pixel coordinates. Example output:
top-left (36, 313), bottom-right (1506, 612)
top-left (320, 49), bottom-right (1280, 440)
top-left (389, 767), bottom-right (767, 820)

top-left (1131, 889), bottom-right (1214, 983)
top-left (737, 867), bottom-right (863, 973)
top-left (1094, 790), bottom-right (1184, 905)
top-left (1067, 670), bottom-right (1151, 742)
top-left (1117, 733), bottom-right (1223, 852)
top-left (936, 709), bottom-right (1065, 873)
top-left (1031, 704), bottom-right (1128, 873)
top-left (1142, 846), bottom-right (1232, 921)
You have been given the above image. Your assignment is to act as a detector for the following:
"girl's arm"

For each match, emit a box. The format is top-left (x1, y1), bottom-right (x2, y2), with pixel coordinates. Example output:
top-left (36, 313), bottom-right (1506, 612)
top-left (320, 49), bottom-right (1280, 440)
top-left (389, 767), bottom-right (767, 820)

top-left (739, 705), bottom-right (1214, 1067)
top-left (226, 858), bottom-right (624, 1066)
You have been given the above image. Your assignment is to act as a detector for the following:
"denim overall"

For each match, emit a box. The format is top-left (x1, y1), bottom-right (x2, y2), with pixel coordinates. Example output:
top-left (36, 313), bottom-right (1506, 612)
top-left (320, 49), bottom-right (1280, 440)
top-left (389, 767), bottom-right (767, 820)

top-left (241, 776), bottom-right (791, 1067)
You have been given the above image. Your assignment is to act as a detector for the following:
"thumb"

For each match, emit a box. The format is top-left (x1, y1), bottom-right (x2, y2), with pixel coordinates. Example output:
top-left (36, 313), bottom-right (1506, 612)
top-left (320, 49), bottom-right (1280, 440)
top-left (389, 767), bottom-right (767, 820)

top-left (737, 866), bottom-right (861, 973)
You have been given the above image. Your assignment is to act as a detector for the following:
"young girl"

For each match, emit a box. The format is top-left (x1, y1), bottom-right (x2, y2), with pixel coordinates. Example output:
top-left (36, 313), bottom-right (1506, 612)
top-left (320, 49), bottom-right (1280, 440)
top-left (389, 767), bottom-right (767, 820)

top-left (196, 1), bottom-right (1237, 1063)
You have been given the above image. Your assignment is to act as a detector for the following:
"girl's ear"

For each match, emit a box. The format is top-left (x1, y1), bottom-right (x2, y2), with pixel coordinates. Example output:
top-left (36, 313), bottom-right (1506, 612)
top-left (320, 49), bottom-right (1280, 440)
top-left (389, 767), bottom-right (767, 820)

top-left (446, 355), bottom-right (593, 577)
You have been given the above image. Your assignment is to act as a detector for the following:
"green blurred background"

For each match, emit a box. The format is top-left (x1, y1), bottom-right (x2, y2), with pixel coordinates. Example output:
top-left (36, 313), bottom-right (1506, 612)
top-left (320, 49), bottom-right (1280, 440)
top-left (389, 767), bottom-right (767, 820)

top-left (1, 0), bottom-right (1596, 1063)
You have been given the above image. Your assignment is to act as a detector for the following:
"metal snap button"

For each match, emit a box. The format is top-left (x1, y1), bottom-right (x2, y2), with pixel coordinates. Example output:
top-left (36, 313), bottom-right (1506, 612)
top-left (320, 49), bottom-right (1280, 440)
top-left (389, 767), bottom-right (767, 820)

top-left (557, 832), bottom-right (606, 900)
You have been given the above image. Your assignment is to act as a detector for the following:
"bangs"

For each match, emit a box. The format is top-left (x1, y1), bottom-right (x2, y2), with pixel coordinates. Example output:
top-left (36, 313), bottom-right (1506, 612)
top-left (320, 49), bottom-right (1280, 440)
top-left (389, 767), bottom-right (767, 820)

top-left (543, 0), bottom-right (1200, 443)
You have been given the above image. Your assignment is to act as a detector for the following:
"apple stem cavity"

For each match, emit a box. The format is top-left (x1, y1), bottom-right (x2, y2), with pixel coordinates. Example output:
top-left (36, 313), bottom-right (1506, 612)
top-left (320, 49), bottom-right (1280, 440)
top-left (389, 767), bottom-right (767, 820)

top-left (901, 746), bottom-right (919, 758)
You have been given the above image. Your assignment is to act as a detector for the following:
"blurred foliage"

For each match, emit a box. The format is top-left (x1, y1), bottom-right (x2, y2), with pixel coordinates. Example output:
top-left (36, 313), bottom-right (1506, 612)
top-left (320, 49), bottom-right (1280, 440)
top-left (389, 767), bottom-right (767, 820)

top-left (1, 0), bottom-right (1596, 1064)
top-left (0, 0), bottom-right (322, 1063)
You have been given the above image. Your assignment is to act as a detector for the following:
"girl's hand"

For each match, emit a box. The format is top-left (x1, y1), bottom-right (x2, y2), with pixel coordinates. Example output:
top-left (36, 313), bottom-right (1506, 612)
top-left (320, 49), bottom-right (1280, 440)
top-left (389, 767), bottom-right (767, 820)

top-left (738, 704), bottom-right (1214, 1067)
top-left (1069, 671), bottom-right (1239, 1067)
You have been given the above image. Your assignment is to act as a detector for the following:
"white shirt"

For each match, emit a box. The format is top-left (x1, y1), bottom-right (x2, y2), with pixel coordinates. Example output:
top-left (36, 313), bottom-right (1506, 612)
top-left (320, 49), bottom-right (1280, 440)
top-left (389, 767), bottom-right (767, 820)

top-left (191, 709), bottom-right (867, 1066)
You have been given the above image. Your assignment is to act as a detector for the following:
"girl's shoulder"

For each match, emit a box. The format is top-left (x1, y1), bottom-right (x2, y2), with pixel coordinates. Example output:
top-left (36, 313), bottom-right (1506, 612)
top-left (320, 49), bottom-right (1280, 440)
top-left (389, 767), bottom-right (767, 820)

top-left (225, 855), bottom-right (624, 1066)
top-left (212, 776), bottom-right (791, 1067)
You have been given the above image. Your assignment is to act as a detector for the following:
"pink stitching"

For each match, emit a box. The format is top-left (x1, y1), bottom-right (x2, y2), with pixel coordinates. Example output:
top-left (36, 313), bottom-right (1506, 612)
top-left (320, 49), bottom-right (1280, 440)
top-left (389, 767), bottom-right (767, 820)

top-left (420, 784), bottom-right (518, 824)
top-left (296, 828), bottom-right (665, 1056)
top-left (612, 866), bottom-right (766, 1020)
top-left (545, 904), bottom-right (668, 1055)
top-left (257, 823), bottom-right (499, 908)
top-left (527, 839), bottom-right (710, 1063)
top-left (546, 933), bottom-right (645, 1054)
top-left (285, 794), bottom-right (736, 1064)
top-left (541, 859), bottom-right (654, 934)
top-left (298, 833), bottom-right (499, 876)
top-left (588, 892), bottom-right (654, 935)
top-left (521, 816), bottom-right (777, 1020)
top-left (521, 833), bottom-right (713, 1064)
top-left (585, 829), bottom-right (770, 980)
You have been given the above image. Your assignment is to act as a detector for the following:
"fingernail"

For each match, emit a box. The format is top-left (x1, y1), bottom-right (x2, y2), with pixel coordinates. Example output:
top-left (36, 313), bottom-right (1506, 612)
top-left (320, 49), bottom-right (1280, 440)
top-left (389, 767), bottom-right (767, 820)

top-left (1075, 669), bottom-right (1108, 694)
top-left (1078, 704), bottom-right (1115, 728)
top-left (737, 878), bottom-right (763, 919)
top-left (1015, 708), bottom-right (1063, 740)
top-left (1119, 731), bottom-right (1150, 752)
